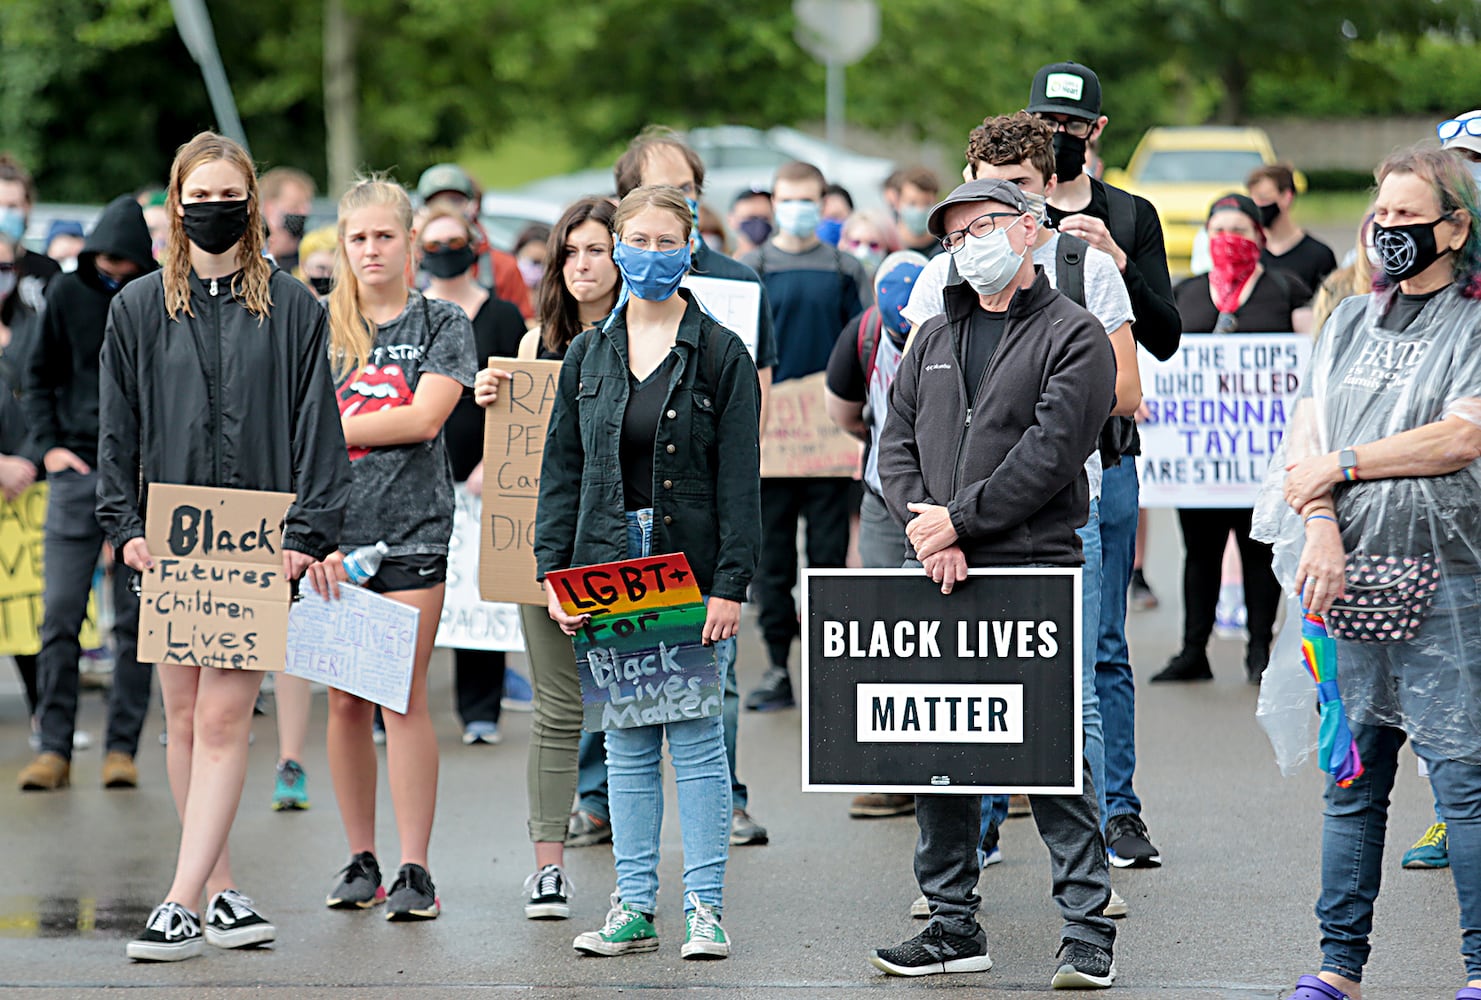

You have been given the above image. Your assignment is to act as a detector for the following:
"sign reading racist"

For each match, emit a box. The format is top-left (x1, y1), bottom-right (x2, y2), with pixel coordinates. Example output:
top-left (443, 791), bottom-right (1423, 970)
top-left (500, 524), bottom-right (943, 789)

top-left (1136, 334), bottom-right (1310, 508)
top-left (803, 568), bottom-right (1081, 794)
top-left (546, 552), bottom-right (720, 733)
top-left (136, 484), bottom-right (295, 671)
top-left (436, 489), bottom-right (523, 651)
top-left (478, 357), bottom-right (562, 606)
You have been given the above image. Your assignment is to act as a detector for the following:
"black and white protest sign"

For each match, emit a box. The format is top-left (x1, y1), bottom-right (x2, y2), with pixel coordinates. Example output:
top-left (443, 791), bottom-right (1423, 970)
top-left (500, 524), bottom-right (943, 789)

top-left (802, 568), bottom-right (1081, 794)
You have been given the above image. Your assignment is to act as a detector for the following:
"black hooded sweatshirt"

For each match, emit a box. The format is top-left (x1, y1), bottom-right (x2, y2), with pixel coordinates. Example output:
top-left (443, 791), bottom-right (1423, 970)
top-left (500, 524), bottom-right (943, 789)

top-left (22, 195), bottom-right (157, 467)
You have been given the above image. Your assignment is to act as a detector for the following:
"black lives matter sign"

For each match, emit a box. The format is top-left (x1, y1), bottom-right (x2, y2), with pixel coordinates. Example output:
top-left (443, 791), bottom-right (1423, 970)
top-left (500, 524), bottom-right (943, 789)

top-left (802, 568), bottom-right (1081, 794)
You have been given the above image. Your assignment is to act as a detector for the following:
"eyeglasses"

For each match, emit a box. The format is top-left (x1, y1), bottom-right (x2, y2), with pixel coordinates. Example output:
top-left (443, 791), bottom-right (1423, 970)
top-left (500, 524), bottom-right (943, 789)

top-left (622, 235), bottom-right (685, 255)
top-left (422, 236), bottom-right (469, 254)
top-left (1035, 114), bottom-right (1095, 139)
top-left (941, 212), bottom-right (1023, 253)
top-left (1437, 118), bottom-right (1481, 142)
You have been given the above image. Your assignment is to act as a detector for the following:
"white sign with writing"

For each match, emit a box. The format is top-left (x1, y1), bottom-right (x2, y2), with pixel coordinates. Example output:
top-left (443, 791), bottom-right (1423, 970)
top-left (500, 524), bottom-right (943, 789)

top-left (286, 585), bottom-right (420, 713)
top-left (436, 490), bottom-right (524, 651)
top-left (682, 275), bottom-right (762, 359)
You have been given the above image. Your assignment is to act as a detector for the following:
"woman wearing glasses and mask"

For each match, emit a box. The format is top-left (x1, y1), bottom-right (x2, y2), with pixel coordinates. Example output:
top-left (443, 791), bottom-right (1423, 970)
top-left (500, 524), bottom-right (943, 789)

top-left (534, 185), bottom-right (760, 960)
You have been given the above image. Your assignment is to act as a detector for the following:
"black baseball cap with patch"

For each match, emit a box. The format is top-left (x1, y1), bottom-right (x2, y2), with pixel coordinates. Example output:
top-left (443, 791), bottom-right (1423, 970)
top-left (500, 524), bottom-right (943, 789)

top-left (1026, 62), bottom-right (1102, 121)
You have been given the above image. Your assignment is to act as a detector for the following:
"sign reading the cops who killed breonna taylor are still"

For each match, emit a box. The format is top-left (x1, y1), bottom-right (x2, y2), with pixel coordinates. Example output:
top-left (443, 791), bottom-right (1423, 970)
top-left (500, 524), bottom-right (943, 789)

top-left (478, 357), bottom-right (562, 606)
top-left (137, 484), bottom-right (295, 671)
top-left (803, 568), bottom-right (1082, 794)
top-left (1136, 333), bottom-right (1311, 508)
top-left (546, 553), bottom-right (720, 733)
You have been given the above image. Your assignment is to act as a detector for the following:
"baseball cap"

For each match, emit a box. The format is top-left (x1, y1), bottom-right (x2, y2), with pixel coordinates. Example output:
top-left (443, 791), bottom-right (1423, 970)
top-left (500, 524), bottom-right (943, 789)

top-left (1026, 62), bottom-right (1102, 121)
top-left (46, 219), bottom-right (85, 242)
top-left (926, 179), bottom-right (1031, 239)
top-left (874, 250), bottom-right (929, 336)
top-left (416, 163), bottom-right (475, 202)
top-left (1439, 110), bottom-right (1481, 156)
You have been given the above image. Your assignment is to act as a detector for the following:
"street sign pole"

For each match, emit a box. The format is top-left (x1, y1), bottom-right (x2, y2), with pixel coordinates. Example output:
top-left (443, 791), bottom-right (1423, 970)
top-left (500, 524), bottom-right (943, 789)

top-left (169, 0), bottom-right (249, 152)
top-left (794, 0), bottom-right (879, 173)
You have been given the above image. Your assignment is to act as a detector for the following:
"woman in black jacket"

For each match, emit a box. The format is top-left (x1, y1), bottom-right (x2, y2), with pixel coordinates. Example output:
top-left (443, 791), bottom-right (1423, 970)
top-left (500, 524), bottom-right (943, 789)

top-left (98, 132), bottom-right (351, 963)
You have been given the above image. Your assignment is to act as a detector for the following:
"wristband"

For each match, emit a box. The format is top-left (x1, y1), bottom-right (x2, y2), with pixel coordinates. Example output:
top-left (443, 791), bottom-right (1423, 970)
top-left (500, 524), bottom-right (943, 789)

top-left (1305, 514), bottom-right (1337, 526)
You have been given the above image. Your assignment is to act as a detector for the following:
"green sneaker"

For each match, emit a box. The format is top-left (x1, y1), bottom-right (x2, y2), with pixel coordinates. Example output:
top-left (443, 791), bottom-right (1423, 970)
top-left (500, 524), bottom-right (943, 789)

top-left (272, 759), bottom-right (309, 811)
top-left (681, 892), bottom-right (730, 960)
top-left (572, 895), bottom-right (658, 956)
top-left (1402, 821), bottom-right (1449, 869)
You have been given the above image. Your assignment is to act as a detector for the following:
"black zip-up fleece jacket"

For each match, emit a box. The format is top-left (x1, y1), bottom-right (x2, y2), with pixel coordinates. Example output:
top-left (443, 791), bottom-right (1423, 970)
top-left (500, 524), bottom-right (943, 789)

top-left (879, 268), bottom-right (1115, 567)
top-left (22, 195), bottom-right (158, 468)
top-left (96, 267), bottom-right (351, 559)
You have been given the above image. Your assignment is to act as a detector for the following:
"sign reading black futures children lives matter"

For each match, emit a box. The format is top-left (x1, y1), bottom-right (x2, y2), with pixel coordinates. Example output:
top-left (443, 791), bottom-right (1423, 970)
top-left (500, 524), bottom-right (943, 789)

top-left (802, 568), bottom-right (1082, 794)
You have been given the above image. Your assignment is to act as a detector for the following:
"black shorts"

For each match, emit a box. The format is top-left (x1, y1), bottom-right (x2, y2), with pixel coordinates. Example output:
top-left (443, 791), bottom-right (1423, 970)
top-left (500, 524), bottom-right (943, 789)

top-left (365, 553), bottom-right (448, 594)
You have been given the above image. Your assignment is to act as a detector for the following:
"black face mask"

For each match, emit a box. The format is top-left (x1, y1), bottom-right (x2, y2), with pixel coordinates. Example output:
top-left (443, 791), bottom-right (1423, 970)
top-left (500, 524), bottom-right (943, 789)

top-left (282, 213), bottom-right (307, 239)
top-left (308, 275), bottom-right (333, 296)
top-left (1052, 132), bottom-right (1087, 184)
top-left (182, 199), bottom-right (251, 255)
top-left (1257, 201), bottom-right (1280, 228)
top-left (1372, 218), bottom-right (1451, 283)
top-left (422, 245), bottom-right (477, 279)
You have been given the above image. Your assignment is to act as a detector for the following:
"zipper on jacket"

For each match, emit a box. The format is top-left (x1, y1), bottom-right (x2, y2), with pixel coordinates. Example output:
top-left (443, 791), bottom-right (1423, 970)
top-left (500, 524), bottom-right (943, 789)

top-left (211, 291), bottom-right (223, 483)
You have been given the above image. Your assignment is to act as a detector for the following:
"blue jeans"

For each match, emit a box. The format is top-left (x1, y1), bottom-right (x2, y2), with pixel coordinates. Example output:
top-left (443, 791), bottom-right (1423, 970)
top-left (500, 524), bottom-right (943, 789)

top-left (983, 499), bottom-right (1105, 838)
top-left (1317, 721), bottom-right (1481, 981)
top-left (1096, 459), bottom-right (1142, 823)
top-left (606, 509), bottom-right (733, 913)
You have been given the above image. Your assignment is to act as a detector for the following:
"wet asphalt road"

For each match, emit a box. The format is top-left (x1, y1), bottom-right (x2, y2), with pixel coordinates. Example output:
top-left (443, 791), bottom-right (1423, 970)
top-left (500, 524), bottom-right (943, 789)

top-left (0, 510), bottom-right (1461, 998)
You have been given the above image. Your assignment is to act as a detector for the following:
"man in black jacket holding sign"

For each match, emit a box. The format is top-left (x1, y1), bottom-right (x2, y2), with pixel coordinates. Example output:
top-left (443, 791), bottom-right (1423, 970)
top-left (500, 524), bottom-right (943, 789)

top-left (874, 179), bottom-right (1118, 989)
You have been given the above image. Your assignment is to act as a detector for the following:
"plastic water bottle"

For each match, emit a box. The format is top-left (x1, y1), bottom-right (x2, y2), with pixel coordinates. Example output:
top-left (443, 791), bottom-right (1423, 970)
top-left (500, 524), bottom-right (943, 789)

top-left (342, 541), bottom-right (390, 585)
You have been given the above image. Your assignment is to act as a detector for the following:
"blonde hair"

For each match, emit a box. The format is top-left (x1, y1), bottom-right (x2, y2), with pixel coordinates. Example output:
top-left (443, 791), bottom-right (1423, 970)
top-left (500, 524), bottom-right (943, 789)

top-left (292, 224), bottom-right (337, 283)
top-left (612, 184), bottom-right (693, 243)
top-left (163, 132), bottom-right (272, 320)
top-left (328, 176), bottom-right (414, 378)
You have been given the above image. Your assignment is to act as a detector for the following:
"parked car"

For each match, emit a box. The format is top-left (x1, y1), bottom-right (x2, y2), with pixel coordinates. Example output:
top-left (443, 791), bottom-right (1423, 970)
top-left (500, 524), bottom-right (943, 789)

top-left (1104, 127), bottom-right (1296, 276)
top-left (478, 193), bottom-right (563, 252)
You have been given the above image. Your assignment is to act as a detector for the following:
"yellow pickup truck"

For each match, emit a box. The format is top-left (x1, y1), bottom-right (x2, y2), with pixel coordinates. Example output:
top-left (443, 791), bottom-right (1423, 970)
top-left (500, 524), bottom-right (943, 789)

top-left (1105, 127), bottom-right (1292, 276)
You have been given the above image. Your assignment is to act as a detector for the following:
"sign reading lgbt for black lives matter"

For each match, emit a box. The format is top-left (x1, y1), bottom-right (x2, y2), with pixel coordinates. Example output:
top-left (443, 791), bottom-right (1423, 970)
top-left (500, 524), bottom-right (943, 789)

top-left (802, 568), bottom-right (1082, 794)
top-left (1136, 333), bottom-right (1310, 507)
top-left (547, 553), bottom-right (721, 733)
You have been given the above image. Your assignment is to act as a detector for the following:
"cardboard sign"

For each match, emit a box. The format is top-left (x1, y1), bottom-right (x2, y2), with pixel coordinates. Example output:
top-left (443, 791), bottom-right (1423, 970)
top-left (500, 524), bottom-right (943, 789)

top-left (803, 568), bottom-right (1082, 794)
top-left (286, 585), bottom-right (419, 713)
top-left (682, 275), bottom-right (762, 359)
top-left (0, 484), bottom-right (103, 656)
top-left (478, 357), bottom-right (562, 606)
top-left (760, 372), bottom-right (863, 478)
top-left (547, 553), bottom-right (720, 733)
top-left (1136, 334), bottom-right (1311, 508)
top-left (436, 489), bottom-right (524, 651)
top-left (137, 484), bottom-right (295, 671)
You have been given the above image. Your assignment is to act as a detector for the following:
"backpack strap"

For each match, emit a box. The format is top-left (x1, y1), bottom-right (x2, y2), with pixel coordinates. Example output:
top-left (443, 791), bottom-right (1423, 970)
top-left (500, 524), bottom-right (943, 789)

top-left (1055, 233), bottom-right (1088, 309)
top-left (856, 306), bottom-right (883, 383)
top-left (1102, 181), bottom-right (1139, 260)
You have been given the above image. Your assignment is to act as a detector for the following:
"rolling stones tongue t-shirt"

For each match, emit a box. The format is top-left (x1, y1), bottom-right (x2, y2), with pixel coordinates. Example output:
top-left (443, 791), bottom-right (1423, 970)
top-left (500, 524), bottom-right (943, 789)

top-left (336, 290), bottom-right (477, 556)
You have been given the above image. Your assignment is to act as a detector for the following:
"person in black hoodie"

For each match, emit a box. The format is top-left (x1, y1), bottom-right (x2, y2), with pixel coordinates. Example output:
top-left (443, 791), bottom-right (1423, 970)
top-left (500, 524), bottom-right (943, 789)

top-left (874, 179), bottom-right (1119, 989)
top-left (17, 195), bottom-right (157, 793)
top-left (99, 132), bottom-right (351, 963)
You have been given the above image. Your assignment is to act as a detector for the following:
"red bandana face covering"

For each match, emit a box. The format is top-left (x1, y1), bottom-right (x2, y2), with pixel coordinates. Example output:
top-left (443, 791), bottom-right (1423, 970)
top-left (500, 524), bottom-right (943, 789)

top-left (1208, 232), bottom-right (1262, 315)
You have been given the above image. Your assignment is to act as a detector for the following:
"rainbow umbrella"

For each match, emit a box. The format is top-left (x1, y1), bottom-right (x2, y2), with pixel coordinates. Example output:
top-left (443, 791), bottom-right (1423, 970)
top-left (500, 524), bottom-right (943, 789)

top-left (1301, 611), bottom-right (1364, 787)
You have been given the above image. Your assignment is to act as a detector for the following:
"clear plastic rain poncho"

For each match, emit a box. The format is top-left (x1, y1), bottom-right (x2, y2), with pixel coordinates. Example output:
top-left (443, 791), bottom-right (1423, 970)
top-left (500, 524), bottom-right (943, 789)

top-left (1251, 286), bottom-right (1481, 768)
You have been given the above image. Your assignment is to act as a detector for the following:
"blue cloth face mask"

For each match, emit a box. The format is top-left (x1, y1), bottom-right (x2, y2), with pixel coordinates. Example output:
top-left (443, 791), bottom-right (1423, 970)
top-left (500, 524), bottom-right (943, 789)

top-left (816, 217), bottom-right (844, 246)
top-left (0, 207), bottom-right (24, 244)
top-left (775, 199), bottom-right (821, 238)
top-left (899, 205), bottom-right (931, 238)
top-left (613, 240), bottom-right (691, 302)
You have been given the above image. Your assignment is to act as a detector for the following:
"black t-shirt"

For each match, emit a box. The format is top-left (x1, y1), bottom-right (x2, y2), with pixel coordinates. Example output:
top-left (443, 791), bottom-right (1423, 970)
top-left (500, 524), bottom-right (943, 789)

top-left (621, 357), bottom-right (675, 511)
top-left (1175, 270), bottom-right (1310, 333)
top-left (963, 309), bottom-right (1007, 395)
top-left (1378, 286), bottom-right (1447, 332)
top-left (443, 294), bottom-right (527, 482)
top-left (1262, 235), bottom-right (1337, 302)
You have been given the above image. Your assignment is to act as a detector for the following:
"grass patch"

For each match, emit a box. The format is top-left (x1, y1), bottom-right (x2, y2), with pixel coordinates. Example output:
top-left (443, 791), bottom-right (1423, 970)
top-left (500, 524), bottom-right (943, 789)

top-left (457, 124), bottom-right (586, 190)
top-left (1298, 190), bottom-right (1373, 226)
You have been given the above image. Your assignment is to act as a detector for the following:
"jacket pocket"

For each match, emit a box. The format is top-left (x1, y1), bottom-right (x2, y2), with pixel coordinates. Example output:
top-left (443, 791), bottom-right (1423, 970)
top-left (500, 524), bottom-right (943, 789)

top-left (689, 388), bottom-right (718, 449)
top-left (576, 375), bottom-right (614, 461)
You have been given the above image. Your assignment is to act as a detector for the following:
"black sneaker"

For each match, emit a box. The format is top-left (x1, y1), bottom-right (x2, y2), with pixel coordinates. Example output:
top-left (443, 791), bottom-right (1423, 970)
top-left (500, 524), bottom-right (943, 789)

top-left (204, 889), bottom-right (276, 949)
top-left (868, 922), bottom-right (993, 977)
top-left (1149, 648), bottom-right (1213, 683)
top-left (386, 863), bottom-right (440, 921)
top-left (326, 851), bottom-right (386, 909)
top-left (744, 666), bottom-right (795, 711)
top-left (523, 863), bottom-right (571, 920)
top-left (1106, 813), bottom-right (1162, 868)
top-left (127, 902), bottom-right (203, 962)
top-left (730, 807), bottom-right (769, 846)
top-left (1245, 642), bottom-right (1271, 685)
top-left (1050, 938), bottom-right (1116, 989)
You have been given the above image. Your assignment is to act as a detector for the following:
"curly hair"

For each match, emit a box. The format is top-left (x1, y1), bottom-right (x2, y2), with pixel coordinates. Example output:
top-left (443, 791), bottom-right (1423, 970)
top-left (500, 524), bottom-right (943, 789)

top-left (1373, 145), bottom-right (1481, 300)
top-left (966, 112), bottom-right (1057, 187)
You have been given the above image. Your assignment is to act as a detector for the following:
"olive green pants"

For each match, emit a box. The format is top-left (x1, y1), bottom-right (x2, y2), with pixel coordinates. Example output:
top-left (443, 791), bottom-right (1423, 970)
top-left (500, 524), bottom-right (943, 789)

top-left (520, 603), bottom-right (583, 843)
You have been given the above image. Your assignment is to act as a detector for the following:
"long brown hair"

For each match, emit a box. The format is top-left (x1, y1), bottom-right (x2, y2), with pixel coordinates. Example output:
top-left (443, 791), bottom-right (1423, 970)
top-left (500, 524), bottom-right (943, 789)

top-left (328, 177), bottom-right (414, 379)
top-left (163, 132), bottom-right (272, 320)
top-left (539, 197), bottom-right (618, 355)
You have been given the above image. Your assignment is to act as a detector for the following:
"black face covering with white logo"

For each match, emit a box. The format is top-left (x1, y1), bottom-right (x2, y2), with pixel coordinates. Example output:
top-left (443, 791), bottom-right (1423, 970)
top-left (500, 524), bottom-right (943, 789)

top-left (1372, 218), bottom-right (1450, 283)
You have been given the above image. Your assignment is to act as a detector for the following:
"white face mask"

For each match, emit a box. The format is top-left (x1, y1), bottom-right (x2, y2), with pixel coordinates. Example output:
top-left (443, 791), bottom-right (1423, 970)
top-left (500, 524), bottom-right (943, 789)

top-left (1023, 190), bottom-right (1049, 225)
top-left (952, 216), bottom-right (1027, 296)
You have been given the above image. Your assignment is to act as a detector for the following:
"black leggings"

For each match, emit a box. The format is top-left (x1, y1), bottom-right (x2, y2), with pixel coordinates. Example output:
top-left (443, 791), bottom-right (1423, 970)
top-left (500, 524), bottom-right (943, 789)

top-left (1175, 507), bottom-right (1280, 653)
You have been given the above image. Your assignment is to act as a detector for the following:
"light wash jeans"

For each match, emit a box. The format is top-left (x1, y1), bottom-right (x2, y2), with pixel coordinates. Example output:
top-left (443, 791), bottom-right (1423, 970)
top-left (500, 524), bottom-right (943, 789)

top-left (605, 509), bottom-right (733, 914)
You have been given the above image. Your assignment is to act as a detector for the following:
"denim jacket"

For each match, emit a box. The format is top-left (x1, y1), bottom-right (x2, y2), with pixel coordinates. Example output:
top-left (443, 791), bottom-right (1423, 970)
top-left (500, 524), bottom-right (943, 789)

top-left (534, 290), bottom-right (761, 603)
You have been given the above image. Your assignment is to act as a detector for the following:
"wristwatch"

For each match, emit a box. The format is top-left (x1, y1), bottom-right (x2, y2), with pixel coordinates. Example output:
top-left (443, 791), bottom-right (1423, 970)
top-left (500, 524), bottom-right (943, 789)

top-left (1338, 448), bottom-right (1359, 482)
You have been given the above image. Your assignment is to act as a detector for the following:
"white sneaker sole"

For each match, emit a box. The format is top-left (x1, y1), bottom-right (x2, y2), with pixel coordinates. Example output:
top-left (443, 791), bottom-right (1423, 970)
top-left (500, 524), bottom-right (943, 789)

top-left (681, 939), bottom-right (731, 959)
top-left (1051, 960), bottom-right (1117, 989)
top-left (1104, 890), bottom-right (1128, 919)
top-left (572, 933), bottom-right (659, 956)
top-left (525, 900), bottom-right (571, 920)
top-left (910, 894), bottom-right (930, 919)
top-left (868, 951), bottom-right (993, 977)
top-left (1107, 851), bottom-right (1161, 869)
top-left (205, 923), bottom-right (276, 948)
top-left (127, 937), bottom-right (203, 962)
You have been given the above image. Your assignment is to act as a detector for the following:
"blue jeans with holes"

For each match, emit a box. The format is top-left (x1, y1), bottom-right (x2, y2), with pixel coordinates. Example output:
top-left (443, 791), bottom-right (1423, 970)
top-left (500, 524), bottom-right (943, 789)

top-left (605, 509), bottom-right (733, 914)
top-left (1096, 459), bottom-right (1142, 824)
